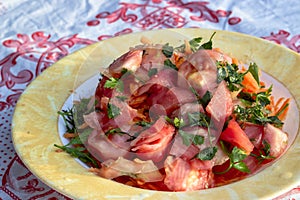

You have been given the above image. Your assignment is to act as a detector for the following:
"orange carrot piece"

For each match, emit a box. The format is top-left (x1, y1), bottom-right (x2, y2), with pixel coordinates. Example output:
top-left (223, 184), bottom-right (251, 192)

top-left (232, 57), bottom-right (239, 65)
top-left (241, 72), bottom-right (260, 93)
top-left (266, 96), bottom-right (275, 113)
top-left (63, 133), bottom-right (78, 138)
top-left (276, 98), bottom-right (290, 121)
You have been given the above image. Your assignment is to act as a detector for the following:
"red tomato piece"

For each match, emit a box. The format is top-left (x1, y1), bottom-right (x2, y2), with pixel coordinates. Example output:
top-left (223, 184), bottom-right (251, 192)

top-left (220, 119), bottom-right (254, 154)
top-left (164, 157), bottom-right (214, 191)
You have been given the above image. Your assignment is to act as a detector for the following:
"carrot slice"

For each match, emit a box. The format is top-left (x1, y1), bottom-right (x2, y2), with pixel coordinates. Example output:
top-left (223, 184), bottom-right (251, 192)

top-left (63, 133), bottom-right (78, 138)
top-left (241, 72), bottom-right (260, 94)
top-left (276, 98), bottom-right (290, 121)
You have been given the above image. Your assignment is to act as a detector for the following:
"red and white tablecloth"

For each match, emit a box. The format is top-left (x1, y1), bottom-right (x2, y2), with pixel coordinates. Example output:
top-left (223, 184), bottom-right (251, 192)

top-left (0, 0), bottom-right (299, 199)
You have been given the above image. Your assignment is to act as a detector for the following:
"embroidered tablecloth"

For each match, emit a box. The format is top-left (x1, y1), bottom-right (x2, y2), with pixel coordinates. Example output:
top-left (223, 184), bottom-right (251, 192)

top-left (0, 0), bottom-right (299, 199)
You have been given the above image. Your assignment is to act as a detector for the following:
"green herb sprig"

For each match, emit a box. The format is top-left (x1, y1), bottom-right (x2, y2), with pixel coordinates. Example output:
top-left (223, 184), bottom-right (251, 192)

top-left (196, 146), bottom-right (218, 160)
top-left (214, 141), bottom-right (250, 174)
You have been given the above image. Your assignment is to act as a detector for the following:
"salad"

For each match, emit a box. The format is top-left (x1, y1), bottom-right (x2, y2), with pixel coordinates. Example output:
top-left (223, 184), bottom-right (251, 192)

top-left (55, 33), bottom-right (290, 191)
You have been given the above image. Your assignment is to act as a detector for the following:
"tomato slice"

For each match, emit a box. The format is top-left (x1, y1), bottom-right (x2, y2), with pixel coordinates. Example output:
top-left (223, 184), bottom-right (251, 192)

top-left (220, 119), bottom-right (254, 154)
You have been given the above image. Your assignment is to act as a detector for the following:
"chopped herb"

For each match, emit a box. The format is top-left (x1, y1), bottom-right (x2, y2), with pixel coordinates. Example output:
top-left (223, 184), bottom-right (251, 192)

top-left (174, 117), bottom-right (185, 128)
top-left (165, 116), bottom-right (185, 128)
top-left (104, 77), bottom-right (119, 89)
top-left (189, 88), bottom-right (211, 108)
top-left (217, 62), bottom-right (245, 91)
top-left (63, 128), bottom-right (92, 146)
top-left (107, 103), bottom-right (121, 119)
top-left (58, 107), bottom-right (76, 133)
top-left (200, 32), bottom-right (216, 50)
top-left (190, 86), bottom-right (200, 99)
top-left (148, 68), bottom-right (158, 77)
top-left (104, 77), bottom-right (124, 92)
top-left (233, 162), bottom-right (250, 173)
top-left (121, 68), bottom-right (129, 75)
top-left (162, 43), bottom-right (174, 58)
top-left (262, 140), bottom-right (271, 155)
top-left (179, 130), bottom-right (204, 146)
top-left (79, 128), bottom-right (92, 143)
top-left (54, 144), bottom-right (98, 167)
top-left (200, 91), bottom-right (212, 108)
top-left (67, 136), bottom-right (82, 145)
top-left (164, 59), bottom-right (178, 71)
top-left (135, 121), bottom-right (152, 128)
top-left (187, 112), bottom-right (210, 128)
top-left (174, 33), bottom-right (216, 52)
top-left (105, 127), bottom-right (122, 136)
top-left (233, 86), bottom-right (283, 127)
top-left (251, 140), bottom-right (275, 163)
top-left (248, 63), bottom-right (260, 86)
top-left (68, 97), bottom-right (95, 129)
top-left (196, 146), bottom-right (218, 160)
top-left (256, 93), bottom-right (271, 106)
top-left (175, 37), bottom-right (202, 52)
top-left (105, 128), bottom-right (136, 141)
top-left (234, 101), bottom-right (284, 127)
top-left (238, 92), bottom-right (255, 106)
top-left (215, 142), bottom-right (250, 174)
top-left (189, 37), bottom-right (203, 52)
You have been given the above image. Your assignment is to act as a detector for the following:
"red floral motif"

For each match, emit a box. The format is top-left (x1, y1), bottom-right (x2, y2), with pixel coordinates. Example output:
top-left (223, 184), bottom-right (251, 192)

top-left (262, 30), bottom-right (300, 53)
top-left (1, 155), bottom-right (71, 200)
top-left (20, 179), bottom-right (44, 193)
top-left (87, 0), bottom-right (241, 31)
top-left (0, 31), bottom-right (96, 110)
top-left (273, 186), bottom-right (300, 200)
top-left (98, 28), bottom-right (133, 41)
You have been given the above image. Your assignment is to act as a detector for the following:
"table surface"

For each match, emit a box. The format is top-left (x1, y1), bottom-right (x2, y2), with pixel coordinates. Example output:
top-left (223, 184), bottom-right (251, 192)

top-left (0, 0), bottom-right (299, 199)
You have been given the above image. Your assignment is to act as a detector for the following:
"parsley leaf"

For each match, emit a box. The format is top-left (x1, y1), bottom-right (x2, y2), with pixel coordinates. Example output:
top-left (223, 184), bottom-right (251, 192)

top-left (175, 37), bottom-right (202, 53)
top-left (217, 62), bottom-right (245, 91)
top-left (196, 146), bottom-right (218, 160)
top-left (54, 144), bottom-right (98, 167)
top-left (148, 68), bottom-right (158, 77)
top-left (189, 37), bottom-right (203, 52)
top-left (233, 162), bottom-right (250, 173)
top-left (105, 128), bottom-right (122, 136)
top-left (79, 128), bottom-right (92, 143)
top-left (164, 59), bottom-right (178, 71)
top-left (234, 103), bottom-right (283, 128)
top-left (187, 112), bottom-right (210, 127)
top-left (162, 43), bottom-right (174, 58)
top-left (58, 107), bottom-right (76, 133)
top-left (248, 63), bottom-right (260, 86)
top-left (256, 85), bottom-right (272, 104)
top-left (107, 103), bottom-right (121, 119)
top-left (174, 117), bottom-right (185, 128)
top-left (200, 32), bottom-right (216, 50)
top-left (200, 91), bottom-right (212, 108)
top-left (217, 62), bottom-right (245, 92)
top-left (262, 140), bottom-right (271, 156)
top-left (104, 77), bottom-right (124, 92)
top-left (135, 121), bottom-right (152, 128)
top-left (104, 77), bottom-right (118, 89)
top-left (231, 146), bottom-right (248, 163)
top-left (235, 85), bottom-right (283, 126)
top-left (178, 130), bottom-right (204, 146)
top-left (214, 142), bottom-right (250, 174)
top-left (251, 140), bottom-right (275, 163)
top-left (165, 116), bottom-right (185, 128)
top-left (105, 128), bottom-right (136, 141)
